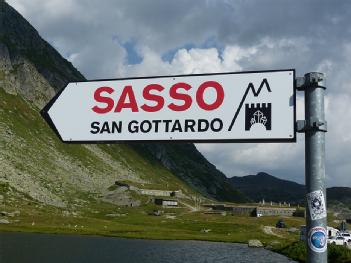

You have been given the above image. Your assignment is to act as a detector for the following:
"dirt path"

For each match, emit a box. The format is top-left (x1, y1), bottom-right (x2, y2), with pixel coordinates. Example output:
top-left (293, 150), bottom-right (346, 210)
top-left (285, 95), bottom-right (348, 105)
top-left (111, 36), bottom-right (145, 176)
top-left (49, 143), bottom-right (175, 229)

top-left (179, 201), bottom-right (197, 212)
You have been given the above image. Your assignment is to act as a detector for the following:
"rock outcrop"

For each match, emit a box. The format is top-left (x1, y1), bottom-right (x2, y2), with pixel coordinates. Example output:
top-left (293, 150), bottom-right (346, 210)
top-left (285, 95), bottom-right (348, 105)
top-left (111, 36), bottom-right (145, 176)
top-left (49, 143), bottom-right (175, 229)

top-left (248, 239), bottom-right (264, 248)
top-left (0, 1), bottom-right (84, 108)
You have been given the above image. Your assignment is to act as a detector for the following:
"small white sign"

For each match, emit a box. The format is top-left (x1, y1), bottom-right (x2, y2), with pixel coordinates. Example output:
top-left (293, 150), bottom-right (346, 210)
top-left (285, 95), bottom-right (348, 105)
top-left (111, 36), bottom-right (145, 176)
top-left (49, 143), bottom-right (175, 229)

top-left (42, 70), bottom-right (296, 143)
top-left (307, 190), bottom-right (327, 220)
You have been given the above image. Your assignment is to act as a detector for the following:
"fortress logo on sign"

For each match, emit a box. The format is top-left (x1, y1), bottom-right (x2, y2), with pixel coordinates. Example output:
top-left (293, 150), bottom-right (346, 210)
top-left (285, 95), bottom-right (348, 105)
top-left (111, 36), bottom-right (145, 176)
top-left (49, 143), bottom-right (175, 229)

top-left (228, 78), bottom-right (272, 132)
top-left (245, 103), bottom-right (272, 131)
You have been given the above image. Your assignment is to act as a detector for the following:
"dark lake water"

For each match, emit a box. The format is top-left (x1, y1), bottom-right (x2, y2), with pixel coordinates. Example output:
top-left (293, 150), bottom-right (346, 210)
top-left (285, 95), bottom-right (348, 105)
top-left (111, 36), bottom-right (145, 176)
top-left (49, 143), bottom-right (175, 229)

top-left (0, 232), bottom-right (296, 263)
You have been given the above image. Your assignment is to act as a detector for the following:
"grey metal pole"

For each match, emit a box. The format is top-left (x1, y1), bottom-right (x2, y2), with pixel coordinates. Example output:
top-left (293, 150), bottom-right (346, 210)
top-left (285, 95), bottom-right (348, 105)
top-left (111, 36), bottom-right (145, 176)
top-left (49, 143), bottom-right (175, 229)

top-left (297, 72), bottom-right (328, 263)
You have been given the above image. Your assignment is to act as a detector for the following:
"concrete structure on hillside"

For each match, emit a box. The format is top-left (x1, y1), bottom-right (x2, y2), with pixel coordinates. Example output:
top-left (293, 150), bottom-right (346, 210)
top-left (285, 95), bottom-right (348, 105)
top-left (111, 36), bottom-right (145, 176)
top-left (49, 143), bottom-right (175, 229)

top-left (114, 181), bottom-right (130, 189)
top-left (154, 198), bottom-right (178, 207)
top-left (140, 189), bottom-right (182, 198)
top-left (203, 204), bottom-right (300, 217)
top-left (256, 207), bottom-right (296, 217)
top-left (231, 206), bottom-right (256, 216)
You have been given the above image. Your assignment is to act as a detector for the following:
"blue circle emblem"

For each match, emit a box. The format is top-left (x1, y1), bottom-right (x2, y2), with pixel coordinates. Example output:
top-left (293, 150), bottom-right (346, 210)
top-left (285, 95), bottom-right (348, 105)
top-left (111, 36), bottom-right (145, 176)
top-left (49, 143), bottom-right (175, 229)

top-left (311, 231), bottom-right (326, 249)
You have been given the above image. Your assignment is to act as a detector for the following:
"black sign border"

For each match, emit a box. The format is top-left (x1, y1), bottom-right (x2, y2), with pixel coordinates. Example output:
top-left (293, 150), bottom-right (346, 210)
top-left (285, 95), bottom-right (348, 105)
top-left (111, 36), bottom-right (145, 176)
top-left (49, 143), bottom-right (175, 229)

top-left (41, 69), bottom-right (297, 144)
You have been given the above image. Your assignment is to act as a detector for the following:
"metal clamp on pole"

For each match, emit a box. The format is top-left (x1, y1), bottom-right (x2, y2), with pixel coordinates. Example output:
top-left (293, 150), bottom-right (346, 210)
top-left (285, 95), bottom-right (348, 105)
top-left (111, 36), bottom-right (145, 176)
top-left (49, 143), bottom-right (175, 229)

top-left (296, 72), bottom-right (328, 263)
top-left (296, 119), bottom-right (327, 133)
top-left (297, 72), bottom-right (328, 133)
top-left (296, 72), bottom-right (326, 91)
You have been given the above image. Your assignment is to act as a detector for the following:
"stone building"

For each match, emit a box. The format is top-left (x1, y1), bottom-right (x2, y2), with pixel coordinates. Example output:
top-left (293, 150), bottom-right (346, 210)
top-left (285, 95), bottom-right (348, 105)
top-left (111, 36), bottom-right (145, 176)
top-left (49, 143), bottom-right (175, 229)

top-left (154, 198), bottom-right (178, 207)
top-left (256, 207), bottom-right (296, 217)
top-left (203, 203), bottom-right (299, 217)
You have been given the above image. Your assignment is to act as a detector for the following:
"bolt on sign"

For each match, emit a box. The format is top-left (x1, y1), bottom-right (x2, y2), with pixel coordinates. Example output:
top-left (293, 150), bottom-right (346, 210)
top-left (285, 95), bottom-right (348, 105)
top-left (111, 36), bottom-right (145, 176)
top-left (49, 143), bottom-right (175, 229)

top-left (41, 69), bottom-right (296, 143)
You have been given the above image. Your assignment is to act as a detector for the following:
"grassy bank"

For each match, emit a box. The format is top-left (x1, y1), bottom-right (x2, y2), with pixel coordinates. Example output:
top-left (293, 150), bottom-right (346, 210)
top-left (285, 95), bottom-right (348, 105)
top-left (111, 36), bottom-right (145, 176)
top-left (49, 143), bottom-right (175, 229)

top-left (1, 198), bottom-right (350, 262)
top-left (0, 199), bottom-right (301, 258)
top-left (0, 202), bottom-right (301, 243)
top-left (275, 241), bottom-right (351, 263)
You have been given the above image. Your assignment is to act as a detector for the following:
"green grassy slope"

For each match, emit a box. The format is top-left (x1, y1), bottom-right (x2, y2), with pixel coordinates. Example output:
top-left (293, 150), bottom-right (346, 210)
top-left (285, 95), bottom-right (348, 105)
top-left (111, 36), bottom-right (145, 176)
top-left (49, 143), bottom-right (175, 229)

top-left (0, 86), bottom-right (200, 211)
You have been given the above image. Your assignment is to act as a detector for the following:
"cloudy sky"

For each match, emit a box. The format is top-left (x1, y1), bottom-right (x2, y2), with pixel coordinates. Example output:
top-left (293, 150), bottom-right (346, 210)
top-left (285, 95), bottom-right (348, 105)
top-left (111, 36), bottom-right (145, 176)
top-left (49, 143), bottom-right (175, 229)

top-left (7, 0), bottom-right (351, 187)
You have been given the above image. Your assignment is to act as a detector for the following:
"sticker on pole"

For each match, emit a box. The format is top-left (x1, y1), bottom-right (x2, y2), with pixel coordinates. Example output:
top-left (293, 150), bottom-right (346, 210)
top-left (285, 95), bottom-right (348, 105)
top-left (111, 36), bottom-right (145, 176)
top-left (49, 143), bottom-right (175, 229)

top-left (41, 70), bottom-right (296, 143)
top-left (307, 190), bottom-right (327, 220)
top-left (308, 226), bottom-right (327, 253)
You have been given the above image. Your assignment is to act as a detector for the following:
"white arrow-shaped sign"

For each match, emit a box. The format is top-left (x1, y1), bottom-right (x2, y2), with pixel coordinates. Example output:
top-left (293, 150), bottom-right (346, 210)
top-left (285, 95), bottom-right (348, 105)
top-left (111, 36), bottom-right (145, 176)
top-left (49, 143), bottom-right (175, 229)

top-left (41, 70), bottom-right (296, 143)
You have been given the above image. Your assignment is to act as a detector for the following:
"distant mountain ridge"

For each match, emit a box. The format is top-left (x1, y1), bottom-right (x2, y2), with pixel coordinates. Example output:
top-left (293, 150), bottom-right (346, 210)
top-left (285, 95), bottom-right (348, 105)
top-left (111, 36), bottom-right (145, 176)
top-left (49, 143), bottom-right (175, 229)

top-left (229, 172), bottom-right (351, 208)
top-left (229, 172), bottom-right (305, 204)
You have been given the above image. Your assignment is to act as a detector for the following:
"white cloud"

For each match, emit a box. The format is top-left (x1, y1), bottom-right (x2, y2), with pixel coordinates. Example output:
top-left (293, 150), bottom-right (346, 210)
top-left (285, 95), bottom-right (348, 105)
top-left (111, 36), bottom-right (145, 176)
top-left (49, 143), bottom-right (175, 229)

top-left (119, 45), bottom-right (255, 77)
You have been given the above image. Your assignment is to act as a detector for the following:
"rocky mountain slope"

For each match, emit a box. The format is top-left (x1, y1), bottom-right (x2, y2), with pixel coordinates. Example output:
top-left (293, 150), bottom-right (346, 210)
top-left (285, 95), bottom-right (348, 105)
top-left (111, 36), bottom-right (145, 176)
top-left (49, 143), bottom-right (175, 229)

top-left (0, 0), bottom-right (246, 219)
top-left (0, 1), bottom-right (84, 108)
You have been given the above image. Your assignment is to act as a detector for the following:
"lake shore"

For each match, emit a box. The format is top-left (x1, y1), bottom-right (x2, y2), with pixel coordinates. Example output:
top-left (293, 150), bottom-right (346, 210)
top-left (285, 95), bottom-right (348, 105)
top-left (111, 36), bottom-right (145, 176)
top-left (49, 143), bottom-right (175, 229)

top-left (0, 231), bottom-right (297, 263)
top-left (1, 203), bottom-right (350, 262)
